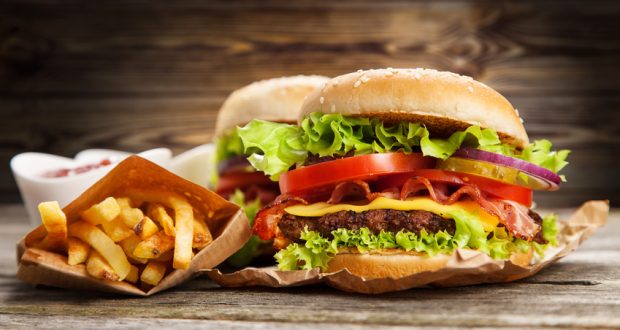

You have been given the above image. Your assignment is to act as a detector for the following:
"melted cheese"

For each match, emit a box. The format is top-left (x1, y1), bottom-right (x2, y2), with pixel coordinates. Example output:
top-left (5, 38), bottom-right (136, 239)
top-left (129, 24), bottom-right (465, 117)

top-left (284, 197), bottom-right (499, 232)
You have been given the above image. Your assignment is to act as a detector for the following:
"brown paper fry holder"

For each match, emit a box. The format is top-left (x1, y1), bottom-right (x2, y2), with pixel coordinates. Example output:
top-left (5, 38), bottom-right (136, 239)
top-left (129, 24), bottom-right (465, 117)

top-left (206, 200), bottom-right (609, 294)
top-left (16, 155), bottom-right (251, 296)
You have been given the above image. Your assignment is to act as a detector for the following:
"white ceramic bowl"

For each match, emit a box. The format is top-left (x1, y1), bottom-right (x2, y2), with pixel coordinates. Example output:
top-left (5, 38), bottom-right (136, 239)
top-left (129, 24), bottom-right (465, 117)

top-left (11, 148), bottom-right (172, 226)
top-left (168, 143), bottom-right (215, 189)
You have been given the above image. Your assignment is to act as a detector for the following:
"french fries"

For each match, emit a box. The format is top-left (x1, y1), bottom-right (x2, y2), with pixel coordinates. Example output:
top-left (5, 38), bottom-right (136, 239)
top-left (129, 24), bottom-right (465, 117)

top-left (117, 197), bottom-right (144, 227)
top-left (133, 231), bottom-right (174, 259)
top-left (133, 216), bottom-right (159, 240)
top-left (69, 221), bottom-right (131, 280)
top-left (86, 250), bottom-right (119, 281)
top-left (125, 189), bottom-right (200, 270)
top-left (67, 238), bottom-right (90, 265)
top-left (140, 261), bottom-right (167, 286)
top-left (169, 196), bottom-right (194, 270)
top-left (193, 216), bottom-right (212, 249)
top-left (101, 218), bottom-right (134, 242)
top-left (125, 265), bottom-right (140, 284)
top-left (37, 201), bottom-right (68, 251)
top-left (33, 189), bottom-right (214, 290)
top-left (119, 234), bottom-right (148, 264)
top-left (148, 204), bottom-right (176, 236)
top-left (81, 197), bottom-right (120, 225)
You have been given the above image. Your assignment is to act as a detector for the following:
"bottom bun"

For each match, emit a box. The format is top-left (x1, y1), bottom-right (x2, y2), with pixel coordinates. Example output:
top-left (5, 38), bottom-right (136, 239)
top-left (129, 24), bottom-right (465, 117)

top-left (326, 249), bottom-right (533, 279)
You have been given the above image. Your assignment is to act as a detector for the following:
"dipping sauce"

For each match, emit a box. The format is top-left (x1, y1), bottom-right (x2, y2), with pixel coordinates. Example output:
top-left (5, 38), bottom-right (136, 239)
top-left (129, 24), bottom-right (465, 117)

top-left (41, 158), bottom-right (115, 178)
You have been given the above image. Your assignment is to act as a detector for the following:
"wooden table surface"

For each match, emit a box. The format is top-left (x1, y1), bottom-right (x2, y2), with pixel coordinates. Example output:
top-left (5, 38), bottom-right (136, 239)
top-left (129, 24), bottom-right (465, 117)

top-left (0, 204), bottom-right (617, 329)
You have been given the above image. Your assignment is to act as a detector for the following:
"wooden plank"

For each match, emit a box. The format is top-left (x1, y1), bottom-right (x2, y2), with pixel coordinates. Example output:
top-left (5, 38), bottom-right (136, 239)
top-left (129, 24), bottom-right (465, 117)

top-left (0, 315), bottom-right (434, 330)
top-left (1, 1), bottom-right (619, 96)
top-left (1, 205), bottom-right (619, 328)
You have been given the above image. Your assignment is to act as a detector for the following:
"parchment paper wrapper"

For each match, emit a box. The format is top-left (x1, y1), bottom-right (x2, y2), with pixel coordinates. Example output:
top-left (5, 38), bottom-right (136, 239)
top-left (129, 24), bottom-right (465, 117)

top-left (16, 155), bottom-right (251, 296)
top-left (206, 200), bottom-right (609, 294)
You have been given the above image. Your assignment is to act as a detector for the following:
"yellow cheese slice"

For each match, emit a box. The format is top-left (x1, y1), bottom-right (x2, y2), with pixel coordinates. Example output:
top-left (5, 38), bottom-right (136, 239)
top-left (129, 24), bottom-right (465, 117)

top-left (284, 197), bottom-right (499, 232)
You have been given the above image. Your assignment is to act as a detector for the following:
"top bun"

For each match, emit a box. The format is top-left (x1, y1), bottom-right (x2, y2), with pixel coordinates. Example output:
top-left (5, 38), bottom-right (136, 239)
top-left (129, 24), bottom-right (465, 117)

top-left (215, 75), bottom-right (330, 137)
top-left (300, 68), bottom-right (528, 148)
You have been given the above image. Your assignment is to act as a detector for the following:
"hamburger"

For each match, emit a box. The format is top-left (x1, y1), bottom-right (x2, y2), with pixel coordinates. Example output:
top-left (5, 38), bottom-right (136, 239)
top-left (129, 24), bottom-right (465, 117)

top-left (213, 75), bottom-right (330, 267)
top-left (237, 68), bottom-right (569, 278)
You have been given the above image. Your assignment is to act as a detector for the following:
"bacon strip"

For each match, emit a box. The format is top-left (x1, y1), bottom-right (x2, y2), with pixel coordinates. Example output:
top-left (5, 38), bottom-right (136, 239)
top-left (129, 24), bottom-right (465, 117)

top-left (400, 176), bottom-right (449, 202)
top-left (400, 176), bottom-right (540, 241)
top-left (252, 194), bottom-right (307, 240)
top-left (327, 181), bottom-right (371, 204)
top-left (326, 180), bottom-right (397, 204)
top-left (492, 199), bottom-right (541, 240)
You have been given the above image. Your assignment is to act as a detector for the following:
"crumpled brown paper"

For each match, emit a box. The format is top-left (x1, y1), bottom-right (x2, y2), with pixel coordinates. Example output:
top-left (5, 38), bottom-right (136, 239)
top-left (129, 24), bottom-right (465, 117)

top-left (16, 155), bottom-right (251, 296)
top-left (205, 200), bottom-right (609, 294)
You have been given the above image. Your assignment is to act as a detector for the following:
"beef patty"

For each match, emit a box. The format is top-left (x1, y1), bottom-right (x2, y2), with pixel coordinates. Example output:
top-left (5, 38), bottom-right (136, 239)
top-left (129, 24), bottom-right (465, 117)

top-left (278, 209), bottom-right (548, 244)
top-left (278, 209), bottom-right (456, 242)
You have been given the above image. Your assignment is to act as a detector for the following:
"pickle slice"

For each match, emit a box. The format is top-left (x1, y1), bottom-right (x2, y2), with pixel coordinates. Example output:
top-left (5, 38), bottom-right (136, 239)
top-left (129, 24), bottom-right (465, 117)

top-left (437, 157), bottom-right (557, 190)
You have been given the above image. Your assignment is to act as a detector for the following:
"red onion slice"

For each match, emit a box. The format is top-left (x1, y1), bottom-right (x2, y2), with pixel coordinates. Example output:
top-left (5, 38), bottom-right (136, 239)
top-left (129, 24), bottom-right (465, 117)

top-left (453, 148), bottom-right (562, 185)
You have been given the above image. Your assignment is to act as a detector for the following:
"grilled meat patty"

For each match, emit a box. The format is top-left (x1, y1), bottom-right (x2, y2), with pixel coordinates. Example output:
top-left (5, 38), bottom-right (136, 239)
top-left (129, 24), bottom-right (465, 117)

top-left (278, 209), bottom-right (456, 242)
top-left (278, 209), bottom-right (548, 244)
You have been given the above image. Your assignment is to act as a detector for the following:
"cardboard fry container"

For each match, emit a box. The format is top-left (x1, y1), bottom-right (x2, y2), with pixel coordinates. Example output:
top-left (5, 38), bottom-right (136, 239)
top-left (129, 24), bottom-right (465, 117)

top-left (16, 155), bottom-right (251, 296)
top-left (206, 200), bottom-right (609, 294)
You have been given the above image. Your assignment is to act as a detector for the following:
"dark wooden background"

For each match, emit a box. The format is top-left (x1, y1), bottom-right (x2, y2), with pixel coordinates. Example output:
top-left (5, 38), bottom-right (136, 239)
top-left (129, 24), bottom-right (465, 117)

top-left (1, 0), bottom-right (619, 207)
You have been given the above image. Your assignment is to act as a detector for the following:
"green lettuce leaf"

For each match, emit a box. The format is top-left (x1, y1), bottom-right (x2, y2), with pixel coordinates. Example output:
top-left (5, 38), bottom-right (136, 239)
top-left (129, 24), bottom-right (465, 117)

top-left (238, 112), bottom-right (570, 180)
top-left (215, 130), bottom-right (245, 165)
top-left (521, 140), bottom-right (571, 175)
top-left (275, 211), bottom-right (560, 271)
top-left (237, 120), bottom-right (307, 180)
top-left (226, 190), bottom-right (263, 268)
top-left (211, 130), bottom-right (247, 187)
top-left (541, 214), bottom-right (559, 246)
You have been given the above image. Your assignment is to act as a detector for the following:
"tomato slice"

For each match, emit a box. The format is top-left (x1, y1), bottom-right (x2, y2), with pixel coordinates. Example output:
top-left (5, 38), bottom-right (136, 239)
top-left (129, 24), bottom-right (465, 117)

top-left (215, 171), bottom-right (277, 194)
top-left (377, 169), bottom-right (533, 207)
top-left (279, 153), bottom-right (436, 195)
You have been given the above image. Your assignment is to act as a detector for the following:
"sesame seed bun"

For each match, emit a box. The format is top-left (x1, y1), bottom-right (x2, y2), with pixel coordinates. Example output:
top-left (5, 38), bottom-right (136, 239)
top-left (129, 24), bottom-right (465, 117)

top-left (300, 68), bottom-right (528, 148)
top-left (215, 75), bottom-right (330, 137)
top-left (327, 248), bottom-right (533, 279)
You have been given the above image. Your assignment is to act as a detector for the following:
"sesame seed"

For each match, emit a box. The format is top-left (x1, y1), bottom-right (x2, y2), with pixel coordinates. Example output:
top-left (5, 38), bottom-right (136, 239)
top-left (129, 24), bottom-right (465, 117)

top-left (333, 78), bottom-right (340, 86)
top-left (361, 76), bottom-right (370, 83)
top-left (330, 104), bottom-right (336, 112)
top-left (319, 96), bottom-right (325, 104)
top-left (357, 69), bottom-right (363, 73)
top-left (468, 86), bottom-right (474, 93)
top-left (354, 80), bottom-right (361, 88)
top-left (415, 74), bottom-right (421, 79)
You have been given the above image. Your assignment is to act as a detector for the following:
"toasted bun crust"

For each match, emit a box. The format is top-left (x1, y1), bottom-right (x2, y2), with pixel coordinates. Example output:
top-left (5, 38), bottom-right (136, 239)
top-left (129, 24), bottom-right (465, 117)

top-left (215, 75), bottom-right (330, 137)
top-left (300, 68), bottom-right (528, 148)
top-left (327, 249), bottom-right (533, 279)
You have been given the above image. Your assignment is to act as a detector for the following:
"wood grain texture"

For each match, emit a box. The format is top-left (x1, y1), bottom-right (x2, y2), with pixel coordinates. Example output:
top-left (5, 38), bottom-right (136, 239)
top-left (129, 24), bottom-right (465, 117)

top-left (1, 205), bottom-right (619, 329)
top-left (1, 0), bottom-right (619, 206)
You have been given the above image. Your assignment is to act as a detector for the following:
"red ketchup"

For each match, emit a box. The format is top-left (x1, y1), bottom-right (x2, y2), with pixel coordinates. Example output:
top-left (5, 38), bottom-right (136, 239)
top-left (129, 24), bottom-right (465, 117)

top-left (41, 158), bottom-right (114, 178)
